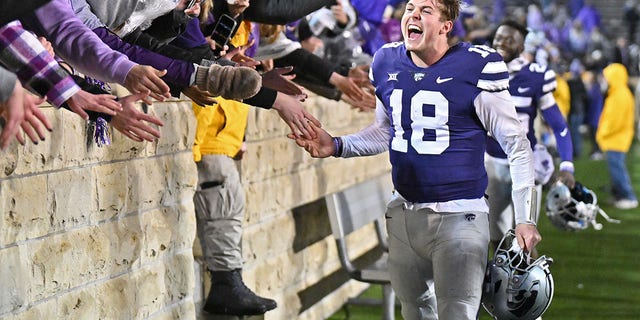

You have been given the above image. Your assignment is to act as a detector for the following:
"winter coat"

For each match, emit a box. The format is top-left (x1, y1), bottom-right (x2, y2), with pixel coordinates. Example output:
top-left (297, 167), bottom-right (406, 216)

top-left (596, 63), bottom-right (635, 152)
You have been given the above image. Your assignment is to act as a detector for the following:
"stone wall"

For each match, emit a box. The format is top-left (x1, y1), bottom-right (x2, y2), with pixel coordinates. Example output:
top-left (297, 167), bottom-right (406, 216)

top-left (1, 94), bottom-right (392, 320)
top-left (0, 99), bottom-right (198, 319)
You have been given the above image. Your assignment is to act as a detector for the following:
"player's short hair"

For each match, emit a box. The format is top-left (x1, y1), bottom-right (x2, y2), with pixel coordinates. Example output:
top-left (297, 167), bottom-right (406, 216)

top-left (439, 0), bottom-right (461, 22)
top-left (497, 19), bottom-right (529, 38)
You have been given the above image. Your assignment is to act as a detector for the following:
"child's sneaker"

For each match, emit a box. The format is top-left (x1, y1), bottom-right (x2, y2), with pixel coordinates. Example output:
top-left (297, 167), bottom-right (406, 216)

top-left (614, 199), bottom-right (638, 210)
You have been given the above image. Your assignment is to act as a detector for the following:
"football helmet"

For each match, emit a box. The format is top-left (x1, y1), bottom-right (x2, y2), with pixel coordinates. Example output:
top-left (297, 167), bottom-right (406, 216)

top-left (482, 230), bottom-right (554, 320)
top-left (545, 181), bottom-right (620, 231)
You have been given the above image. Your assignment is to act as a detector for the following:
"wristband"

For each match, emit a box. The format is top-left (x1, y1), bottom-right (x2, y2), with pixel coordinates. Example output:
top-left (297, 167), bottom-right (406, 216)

top-left (559, 161), bottom-right (574, 174)
top-left (332, 137), bottom-right (343, 157)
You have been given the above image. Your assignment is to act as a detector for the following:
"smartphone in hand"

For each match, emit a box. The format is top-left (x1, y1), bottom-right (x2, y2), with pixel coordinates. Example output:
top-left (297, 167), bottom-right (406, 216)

top-left (211, 14), bottom-right (238, 53)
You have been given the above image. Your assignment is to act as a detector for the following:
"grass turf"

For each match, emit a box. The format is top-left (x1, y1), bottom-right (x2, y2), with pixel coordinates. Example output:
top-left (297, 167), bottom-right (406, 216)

top-left (329, 143), bottom-right (640, 320)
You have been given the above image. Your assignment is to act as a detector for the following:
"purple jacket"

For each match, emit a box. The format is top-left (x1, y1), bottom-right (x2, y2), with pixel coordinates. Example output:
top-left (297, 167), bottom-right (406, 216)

top-left (0, 21), bottom-right (80, 108)
top-left (21, 0), bottom-right (136, 84)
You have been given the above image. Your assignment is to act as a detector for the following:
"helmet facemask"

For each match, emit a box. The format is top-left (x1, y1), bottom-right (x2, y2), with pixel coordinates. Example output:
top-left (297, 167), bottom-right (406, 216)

top-left (482, 230), bottom-right (554, 320)
top-left (545, 181), bottom-right (620, 231)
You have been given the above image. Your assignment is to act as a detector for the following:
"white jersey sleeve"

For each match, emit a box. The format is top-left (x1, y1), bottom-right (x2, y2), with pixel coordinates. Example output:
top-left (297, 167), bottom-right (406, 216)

top-left (475, 90), bottom-right (537, 225)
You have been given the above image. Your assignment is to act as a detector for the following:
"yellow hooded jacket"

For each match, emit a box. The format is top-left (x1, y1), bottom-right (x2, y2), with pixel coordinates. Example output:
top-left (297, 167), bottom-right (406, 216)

top-left (192, 20), bottom-right (253, 162)
top-left (596, 63), bottom-right (636, 153)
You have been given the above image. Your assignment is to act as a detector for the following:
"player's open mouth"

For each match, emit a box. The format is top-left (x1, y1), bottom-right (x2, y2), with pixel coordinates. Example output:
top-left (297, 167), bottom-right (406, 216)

top-left (407, 24), bottom-right (423, 41)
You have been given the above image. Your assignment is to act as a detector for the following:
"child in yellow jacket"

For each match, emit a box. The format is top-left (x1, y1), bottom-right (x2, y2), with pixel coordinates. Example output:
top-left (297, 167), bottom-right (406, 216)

top-left (192, 17), bottom-right (278, 316)
top-left (596, 63), bottom-right (638, 209)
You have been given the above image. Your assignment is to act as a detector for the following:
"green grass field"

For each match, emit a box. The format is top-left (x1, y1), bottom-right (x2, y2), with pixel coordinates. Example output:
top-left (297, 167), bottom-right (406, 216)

top-left (329, 142), bottom-right (640, 320)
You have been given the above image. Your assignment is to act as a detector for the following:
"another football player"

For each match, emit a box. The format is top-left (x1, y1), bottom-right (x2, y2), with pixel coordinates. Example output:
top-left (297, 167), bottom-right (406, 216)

top-left (289, 0), bottom-right (540, 318)
top-left (486, 20), bottom-right (575, 251)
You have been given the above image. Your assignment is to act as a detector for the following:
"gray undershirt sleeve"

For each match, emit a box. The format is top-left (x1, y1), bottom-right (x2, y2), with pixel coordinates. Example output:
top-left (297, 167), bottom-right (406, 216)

top-left (0, 66), bottom-right (17, 103)
top-left (340, 97), bottom-right (391, 157)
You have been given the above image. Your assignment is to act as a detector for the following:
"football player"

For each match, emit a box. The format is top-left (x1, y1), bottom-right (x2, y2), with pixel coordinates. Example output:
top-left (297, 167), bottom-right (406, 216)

top-left (289, 0), bottom-right (541, 318)
top-left (486, 20), bottom-right (575, 251)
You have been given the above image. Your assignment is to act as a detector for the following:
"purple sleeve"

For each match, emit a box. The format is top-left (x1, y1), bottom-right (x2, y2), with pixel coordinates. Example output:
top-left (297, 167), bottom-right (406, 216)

top-left (27, 0), bottom-right (136, 84)
top-left (244, 23), bottom-right (260, 58)
top-left (0, 21), bottom-right (80, 108)
top-left (541, 105), bottom-right (573, 162)
top-left (171, 18), bottom-right (208, 49)
top-left (93, 27), bottom-right (194, 88)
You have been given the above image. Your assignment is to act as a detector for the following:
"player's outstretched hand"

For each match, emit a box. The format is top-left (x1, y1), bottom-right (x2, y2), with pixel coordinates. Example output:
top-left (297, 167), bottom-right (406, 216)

top-left (514, 223), bottom-right (542, 253)
top-left (67, 90), bottom-right (122, 120)
top-left (287, 121), bottom-right (334, 158)
top-left (111, 91), bottom-right (164, 142)
top-left (272, 92), bottom-right (320, 139)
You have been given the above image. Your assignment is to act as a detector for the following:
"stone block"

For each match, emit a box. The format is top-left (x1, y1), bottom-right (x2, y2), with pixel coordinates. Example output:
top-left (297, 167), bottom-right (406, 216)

top-left (56, 286), bottom-right (101, 319)
top-left (124, 159), bottom-right (166, 213)
top-left (242, 213), bottom-right (295, 266)
top-left (93, 162), bottom-right (129, 220)
top-left (94, 275), bottom-right (136, 319)
top-left (0, 175), bottom-right (49, 246)
top-left (0, 246), bottom-right (31, 314)
top-left (140, 203), bottom-right (196, 265)
top-left (8, 296), bottom-right (58, 320)
top-left (47, 167), bottom-right (95, 231)
top-left (153, 101), bottom-right (196, 156)
top-left (28, 226), bottom-right (113, 301)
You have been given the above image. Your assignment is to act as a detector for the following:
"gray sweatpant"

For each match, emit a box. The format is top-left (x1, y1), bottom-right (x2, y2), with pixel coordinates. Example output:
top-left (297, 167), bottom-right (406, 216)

top-left (386, 205), bottom-right (490, 320)
top-left (193, 155), bottom-right (245, 271)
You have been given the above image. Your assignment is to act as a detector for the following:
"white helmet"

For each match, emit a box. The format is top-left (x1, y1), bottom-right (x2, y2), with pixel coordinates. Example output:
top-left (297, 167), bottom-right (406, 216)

top-left (545, 181), bottom-right (620, 231)
top-left (482, 230), bottom-right (554, 320)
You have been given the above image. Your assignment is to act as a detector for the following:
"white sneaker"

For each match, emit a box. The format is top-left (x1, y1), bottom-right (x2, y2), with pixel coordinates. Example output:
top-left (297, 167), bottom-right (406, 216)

top-left (614, 199), bottom-right (639, 209)
top-left (589, 152), bottom-right (604, 161)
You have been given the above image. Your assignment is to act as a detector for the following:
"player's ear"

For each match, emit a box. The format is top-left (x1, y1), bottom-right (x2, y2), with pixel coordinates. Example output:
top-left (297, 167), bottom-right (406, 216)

top-left (440, 20), bottom-right (453, 35)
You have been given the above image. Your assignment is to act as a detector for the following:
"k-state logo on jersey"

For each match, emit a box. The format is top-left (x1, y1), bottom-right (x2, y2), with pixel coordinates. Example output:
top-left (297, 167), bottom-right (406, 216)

top-left (414, 72), bottom-right (425, 81)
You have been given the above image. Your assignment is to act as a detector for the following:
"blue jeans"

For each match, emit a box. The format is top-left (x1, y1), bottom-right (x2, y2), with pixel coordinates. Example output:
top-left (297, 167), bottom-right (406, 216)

top-left (605, 151), bottom-right (637, 201)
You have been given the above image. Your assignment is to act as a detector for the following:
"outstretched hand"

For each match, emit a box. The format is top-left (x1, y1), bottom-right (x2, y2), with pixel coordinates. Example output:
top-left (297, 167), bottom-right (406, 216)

top-left (341, 87), bottom-right (376, 112)
top-left (0, 81), bottom-right (26, 149)
top-left (67, 90), bottom-right (122, 120)
top-left (348, 65), bottom-right (371, 87)
top-left (19, 93), bottom-right (51, 146)
top-left (182, 86), bottom-right (218, 106)
top-left (111, 91), bottom-right (164, 142)
top-left (286, 121), bottom-right (334, 158)
top-left (330, 73), bottom-right (365, 102)
top-left (262, 66), bottom-right (307, 100)
top-left (272, 92), bottom-right (320, 139)
top-left (0, 82), bottom-right (51, 149)
top-left (125, 65), bottom-right (171, 104)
